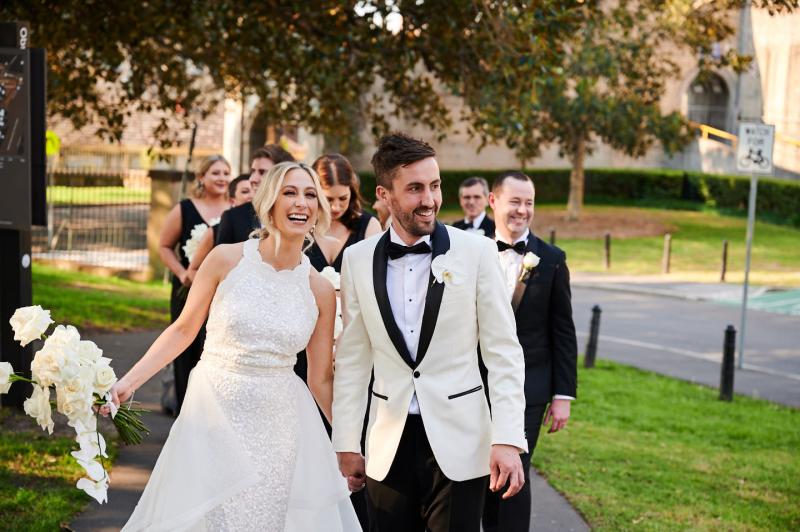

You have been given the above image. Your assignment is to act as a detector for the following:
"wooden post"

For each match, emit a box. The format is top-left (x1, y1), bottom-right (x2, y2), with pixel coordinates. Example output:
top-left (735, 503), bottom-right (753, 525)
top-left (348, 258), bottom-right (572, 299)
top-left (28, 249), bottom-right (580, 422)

top-left (720, 240), bottom-right (729, 282)
top-left (604, 232), bottom-right (611, 270)
top-left (662, 233), bottom-right (672, 274)
top-left (549, 228), bottom-right (556, 246)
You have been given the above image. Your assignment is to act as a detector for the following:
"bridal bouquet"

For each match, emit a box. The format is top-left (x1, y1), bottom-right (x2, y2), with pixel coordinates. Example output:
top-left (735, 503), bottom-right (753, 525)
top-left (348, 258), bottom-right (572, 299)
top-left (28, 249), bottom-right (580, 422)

top-left (320, 267), bottom-right (343, 338)
top-left (2, 305), bottom-right (149, 503)
top-left (182, 217), bottom-right (220, 263)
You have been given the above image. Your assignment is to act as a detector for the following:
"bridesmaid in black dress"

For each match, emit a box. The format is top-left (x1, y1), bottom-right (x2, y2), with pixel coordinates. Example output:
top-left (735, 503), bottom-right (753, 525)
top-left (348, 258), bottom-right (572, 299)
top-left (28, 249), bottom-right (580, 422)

top-left (304, 153), bottom-right (381, 531)
top-left (158, 155), bottom-right (232, 414)
top-left (306, 153), bottom-right (382, 272)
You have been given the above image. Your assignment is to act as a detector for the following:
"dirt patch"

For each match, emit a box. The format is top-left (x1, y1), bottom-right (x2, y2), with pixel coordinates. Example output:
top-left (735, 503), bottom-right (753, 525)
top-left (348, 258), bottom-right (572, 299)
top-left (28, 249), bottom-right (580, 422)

top-left (532, 209), bottom-right (674, 239)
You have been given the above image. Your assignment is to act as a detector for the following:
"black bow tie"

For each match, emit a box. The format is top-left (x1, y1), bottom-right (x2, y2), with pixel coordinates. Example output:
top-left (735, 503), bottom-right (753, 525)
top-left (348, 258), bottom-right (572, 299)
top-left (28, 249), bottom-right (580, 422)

top-left (497, 240), bottom-right (526, 255)
top-left (387, 241), bottom-right (432, 260)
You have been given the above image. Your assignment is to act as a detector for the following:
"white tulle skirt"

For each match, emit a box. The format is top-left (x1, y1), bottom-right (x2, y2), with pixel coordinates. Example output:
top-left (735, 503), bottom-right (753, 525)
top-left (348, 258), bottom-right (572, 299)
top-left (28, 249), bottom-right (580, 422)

top-left (121, 359), bottom-right (360, 532)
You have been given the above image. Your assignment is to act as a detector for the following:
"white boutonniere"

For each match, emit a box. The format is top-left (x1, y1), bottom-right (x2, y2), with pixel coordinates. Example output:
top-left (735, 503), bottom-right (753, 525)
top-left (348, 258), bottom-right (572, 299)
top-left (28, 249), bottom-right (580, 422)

top-left (466, 227), bottom-right (485, 236)
top-left (519, 252), bottom-right (541, 282)
top-left (431, 251), bottom-right (465, 286)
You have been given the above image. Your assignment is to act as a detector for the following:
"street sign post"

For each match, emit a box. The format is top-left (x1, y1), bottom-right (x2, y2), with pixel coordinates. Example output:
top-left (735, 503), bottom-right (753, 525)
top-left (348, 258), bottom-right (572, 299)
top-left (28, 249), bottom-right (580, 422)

top-left (735, 122), bottom-right (775, 370)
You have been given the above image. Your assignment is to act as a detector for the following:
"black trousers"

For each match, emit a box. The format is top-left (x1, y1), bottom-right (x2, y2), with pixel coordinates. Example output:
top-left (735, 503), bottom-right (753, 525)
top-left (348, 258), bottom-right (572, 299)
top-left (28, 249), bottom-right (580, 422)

top-left (170, 286), bottom-right (206, 415)
top-left (366, 416), bottom-right (489, 532)
top-left (481, 403), bottom-right (548, 532)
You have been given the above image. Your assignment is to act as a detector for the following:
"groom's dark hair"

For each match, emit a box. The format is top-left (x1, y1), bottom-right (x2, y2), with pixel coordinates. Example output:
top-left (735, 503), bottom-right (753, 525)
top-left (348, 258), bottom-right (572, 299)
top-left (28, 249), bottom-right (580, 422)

top-left (371, 133), bottom-right (436, 188)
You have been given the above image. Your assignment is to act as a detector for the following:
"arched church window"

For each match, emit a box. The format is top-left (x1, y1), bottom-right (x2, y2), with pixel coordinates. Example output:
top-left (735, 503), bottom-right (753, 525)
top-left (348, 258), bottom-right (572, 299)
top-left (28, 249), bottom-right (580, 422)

top-left (687, 73), bottom-right (730, 132)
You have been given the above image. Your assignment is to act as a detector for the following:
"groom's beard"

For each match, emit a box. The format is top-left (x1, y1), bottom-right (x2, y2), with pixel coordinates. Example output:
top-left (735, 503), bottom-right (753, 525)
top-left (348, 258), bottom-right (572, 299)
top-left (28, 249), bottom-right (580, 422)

top-left (390, 199), bottom-right (439, 237)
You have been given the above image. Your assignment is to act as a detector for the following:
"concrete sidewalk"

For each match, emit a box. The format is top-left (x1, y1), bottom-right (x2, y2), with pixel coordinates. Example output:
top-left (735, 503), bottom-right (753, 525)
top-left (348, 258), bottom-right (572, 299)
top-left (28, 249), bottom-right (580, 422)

top-left (69, 330), bottom-right (588, 532)
top-left (572, 273), bottom-right (800, 316)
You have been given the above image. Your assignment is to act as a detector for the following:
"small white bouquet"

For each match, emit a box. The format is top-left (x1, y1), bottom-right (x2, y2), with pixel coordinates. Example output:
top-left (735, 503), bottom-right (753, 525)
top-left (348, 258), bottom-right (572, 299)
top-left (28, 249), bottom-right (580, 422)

top-left (3, 305), bottom-right (149, 504)
top-left (320, 267), bottom-right (343, 338)
top-left (182, 217), bottom-right (220, 263)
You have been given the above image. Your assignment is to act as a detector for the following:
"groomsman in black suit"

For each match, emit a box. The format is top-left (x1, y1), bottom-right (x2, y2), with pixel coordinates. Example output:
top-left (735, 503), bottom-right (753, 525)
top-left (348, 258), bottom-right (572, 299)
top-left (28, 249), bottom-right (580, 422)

top-left (214, 144), bottom-right (295, 245)
top-left (481, 171), bottom-right (578, 532)
top-left (451, 176), bottom-right (496, 238)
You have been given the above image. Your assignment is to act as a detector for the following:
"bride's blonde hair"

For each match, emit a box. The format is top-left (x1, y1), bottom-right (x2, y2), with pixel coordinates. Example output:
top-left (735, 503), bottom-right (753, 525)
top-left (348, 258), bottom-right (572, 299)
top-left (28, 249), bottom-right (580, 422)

top-left (251, 161), bottom-right (331, 251)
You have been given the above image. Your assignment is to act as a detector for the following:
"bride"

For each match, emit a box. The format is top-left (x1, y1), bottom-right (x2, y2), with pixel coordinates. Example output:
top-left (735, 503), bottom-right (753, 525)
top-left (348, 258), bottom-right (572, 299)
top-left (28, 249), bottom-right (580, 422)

top-left (106, 162), bottom-right (361, 531)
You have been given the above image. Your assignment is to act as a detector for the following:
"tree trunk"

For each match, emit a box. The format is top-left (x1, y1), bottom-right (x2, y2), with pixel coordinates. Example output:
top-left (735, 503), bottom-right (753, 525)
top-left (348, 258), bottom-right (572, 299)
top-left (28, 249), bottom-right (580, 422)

top-left (566, 136), bottom-right (586, 221)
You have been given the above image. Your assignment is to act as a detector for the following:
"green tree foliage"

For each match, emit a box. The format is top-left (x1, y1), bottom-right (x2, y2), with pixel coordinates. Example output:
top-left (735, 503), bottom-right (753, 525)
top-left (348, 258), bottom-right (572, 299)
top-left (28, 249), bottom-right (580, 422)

top-left (1, 1), bottom-right (452, 151)
top-left (403, 0), bottom-right (797, 219)
top-left (3, 0), bottom-right (796, 198)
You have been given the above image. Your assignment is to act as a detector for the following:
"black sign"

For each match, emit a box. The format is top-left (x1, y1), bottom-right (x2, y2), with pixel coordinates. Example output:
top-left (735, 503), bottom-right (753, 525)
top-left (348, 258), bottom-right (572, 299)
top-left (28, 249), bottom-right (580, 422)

top-left (0, 48), bottom-right (31, 229)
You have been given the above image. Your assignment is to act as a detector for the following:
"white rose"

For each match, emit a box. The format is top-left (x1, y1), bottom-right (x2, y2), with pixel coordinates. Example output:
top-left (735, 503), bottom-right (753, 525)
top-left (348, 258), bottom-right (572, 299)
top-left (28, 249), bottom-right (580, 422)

top-left (31, 345), bottom-right (66, 388)
top-left (46, 325), bottom-right (82, 358)
top-left (9, 305), bottom-right (53, 347)
top-left (523, 252), bottom-right (540, 270)
top-left (56, 367), bottom-right (94, 425)
top-left (23, 385), bottom-right (54, 435)
top-left (61, 397), bottom-right (94, 427)
top-left (92, 360), bottom-right (117, 396)
top-left (0, 361), bottom-right (13, 394)
top-left (78, 340), bottom-right (103, 366)
top-left (320, 266), bottom-right (340, 290)
top-left (31, 326), bottom-right (83, 386)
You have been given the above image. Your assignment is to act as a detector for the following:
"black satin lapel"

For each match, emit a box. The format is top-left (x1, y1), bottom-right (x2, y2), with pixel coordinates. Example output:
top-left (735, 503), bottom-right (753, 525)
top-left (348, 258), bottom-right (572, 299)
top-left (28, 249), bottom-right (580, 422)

top-left (415, 222), bottom-right (450, 367)
top-left (528, 232), bottom-right (540, 256)
top-left (372, 233), bottom-right (415, 368)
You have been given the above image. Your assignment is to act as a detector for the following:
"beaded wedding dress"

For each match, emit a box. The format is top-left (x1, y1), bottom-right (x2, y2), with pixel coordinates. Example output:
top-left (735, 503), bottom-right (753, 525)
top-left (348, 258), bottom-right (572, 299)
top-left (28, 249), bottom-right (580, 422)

top-left (122, 239), bottom-right (359, 531)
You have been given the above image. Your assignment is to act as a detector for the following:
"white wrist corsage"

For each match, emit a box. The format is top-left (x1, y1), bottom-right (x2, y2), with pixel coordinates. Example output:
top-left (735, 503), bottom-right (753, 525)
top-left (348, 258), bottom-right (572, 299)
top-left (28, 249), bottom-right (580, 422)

top-left (519, 252), bottom-right (540, 282)
top-left (431, 251), bottom-right (465, 286)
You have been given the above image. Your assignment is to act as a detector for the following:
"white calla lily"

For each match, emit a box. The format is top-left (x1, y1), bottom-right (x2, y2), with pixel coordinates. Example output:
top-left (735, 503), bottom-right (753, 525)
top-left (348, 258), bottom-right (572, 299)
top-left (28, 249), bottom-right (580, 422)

top-left (431, 251), bottom-right (465, 286)
top-left (77, 477), bottom-right (109, 504)
top-left (0, 361), bottom-right (13, 394)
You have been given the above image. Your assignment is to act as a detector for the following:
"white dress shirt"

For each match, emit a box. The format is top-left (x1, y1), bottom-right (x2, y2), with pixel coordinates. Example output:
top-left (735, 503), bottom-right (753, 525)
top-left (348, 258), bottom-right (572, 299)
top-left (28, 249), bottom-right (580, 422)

top-left (463, 211), bottom-right (486, 229)
top-left (495, 229), bottom-right (575, 402)
top-left (386, 225), bottom-right (431, 414)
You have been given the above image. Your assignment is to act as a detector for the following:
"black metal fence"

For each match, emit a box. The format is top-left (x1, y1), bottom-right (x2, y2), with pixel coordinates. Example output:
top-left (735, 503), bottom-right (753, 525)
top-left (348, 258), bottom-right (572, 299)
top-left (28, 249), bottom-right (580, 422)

top-left (32, 146), bottom-right (152, 271)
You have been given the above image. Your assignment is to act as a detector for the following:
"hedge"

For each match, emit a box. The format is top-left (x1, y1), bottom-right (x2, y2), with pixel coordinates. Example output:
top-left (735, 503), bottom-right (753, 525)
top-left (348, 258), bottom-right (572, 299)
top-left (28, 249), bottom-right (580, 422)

top-left (358, 168), bottom-right (800, 226)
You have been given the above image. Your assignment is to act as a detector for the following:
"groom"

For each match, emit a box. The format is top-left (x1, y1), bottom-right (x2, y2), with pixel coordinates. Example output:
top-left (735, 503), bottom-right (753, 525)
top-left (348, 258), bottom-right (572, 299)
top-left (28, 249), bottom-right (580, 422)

top-left (333, 133), bottom-right (527, 531)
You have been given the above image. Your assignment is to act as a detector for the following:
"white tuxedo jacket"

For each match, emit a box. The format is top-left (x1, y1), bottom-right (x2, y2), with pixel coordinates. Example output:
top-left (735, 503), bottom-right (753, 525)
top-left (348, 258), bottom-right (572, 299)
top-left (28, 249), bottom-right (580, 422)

top-left (332, 222), bottom-right (527, 481)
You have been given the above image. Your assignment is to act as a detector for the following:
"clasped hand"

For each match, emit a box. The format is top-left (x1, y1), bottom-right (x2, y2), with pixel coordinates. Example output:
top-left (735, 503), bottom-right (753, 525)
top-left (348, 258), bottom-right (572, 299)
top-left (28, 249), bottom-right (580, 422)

top-left (337, 452), bottom-right (366, 492)
top-left (489, 444), bottom-right (525, 499)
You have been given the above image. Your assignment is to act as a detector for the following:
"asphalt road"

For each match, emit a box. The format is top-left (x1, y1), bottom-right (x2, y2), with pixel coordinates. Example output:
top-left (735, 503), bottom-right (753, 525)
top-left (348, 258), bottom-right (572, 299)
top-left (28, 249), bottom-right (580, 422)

top-left (571, 286), bottom-right (800, 407)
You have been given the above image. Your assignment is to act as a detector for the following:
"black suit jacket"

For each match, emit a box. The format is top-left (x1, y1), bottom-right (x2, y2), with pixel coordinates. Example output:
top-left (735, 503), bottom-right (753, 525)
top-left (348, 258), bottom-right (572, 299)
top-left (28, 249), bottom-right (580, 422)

top-left (514, 235), bottom-right (578, 405)
top-left (215, 202), bottom-right (260, 245)
top-left (479, 234), bottom-right (577, 408)
top-left (452, 214), bottom-right (496, 239)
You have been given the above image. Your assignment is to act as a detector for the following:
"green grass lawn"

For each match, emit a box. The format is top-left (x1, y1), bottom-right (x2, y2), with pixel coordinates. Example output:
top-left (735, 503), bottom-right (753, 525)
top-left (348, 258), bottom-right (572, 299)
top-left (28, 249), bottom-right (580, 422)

top-left (48, 186), bottom-right (150, 205)
top-left (534, 359), bottom-right (800, 530)
top-left (440, 205), bottom-right (800, 287)
top-left (32, 264), bottom-right (170, 332)
top-left (0, 410), bottom-right (119, 531)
